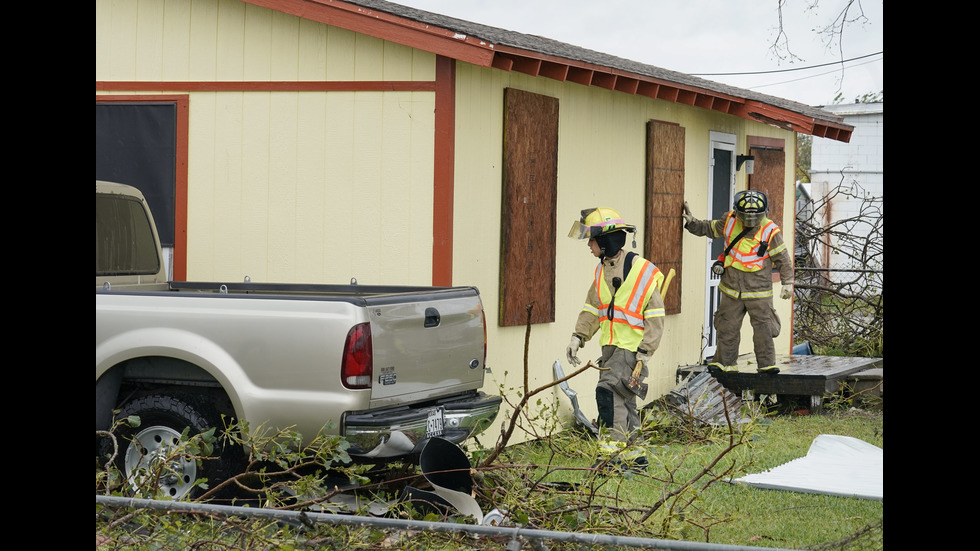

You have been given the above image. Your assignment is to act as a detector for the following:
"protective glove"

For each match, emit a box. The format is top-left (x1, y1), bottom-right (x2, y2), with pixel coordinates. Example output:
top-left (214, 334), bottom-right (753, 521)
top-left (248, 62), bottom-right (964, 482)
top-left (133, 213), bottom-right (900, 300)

top-left (780, 284), bottom-right (793, 300)
top-left (566, 335), bottom-right (582, 367)
top-left (681, 201), bottom-right (694, 227)
top-left (635, 350), bottom-right (652, 366)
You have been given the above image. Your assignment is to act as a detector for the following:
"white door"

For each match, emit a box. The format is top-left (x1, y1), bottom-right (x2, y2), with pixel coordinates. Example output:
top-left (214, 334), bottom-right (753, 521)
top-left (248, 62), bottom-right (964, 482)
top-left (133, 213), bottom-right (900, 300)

top-left (702, 132), bottom-right (736, 362)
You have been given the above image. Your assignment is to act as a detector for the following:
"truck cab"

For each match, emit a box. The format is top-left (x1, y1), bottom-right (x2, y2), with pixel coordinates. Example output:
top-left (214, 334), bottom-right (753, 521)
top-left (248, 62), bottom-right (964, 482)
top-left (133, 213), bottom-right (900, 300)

top-left (96, 181), bottom-right (168, 291)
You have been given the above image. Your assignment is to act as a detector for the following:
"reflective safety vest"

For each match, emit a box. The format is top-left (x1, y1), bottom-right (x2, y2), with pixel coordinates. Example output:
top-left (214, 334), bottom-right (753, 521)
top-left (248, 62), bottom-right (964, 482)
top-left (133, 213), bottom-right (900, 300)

top-left (720, 212), bottom-right (786, 272)
top-left (588, 256), bottom-right (665, 350)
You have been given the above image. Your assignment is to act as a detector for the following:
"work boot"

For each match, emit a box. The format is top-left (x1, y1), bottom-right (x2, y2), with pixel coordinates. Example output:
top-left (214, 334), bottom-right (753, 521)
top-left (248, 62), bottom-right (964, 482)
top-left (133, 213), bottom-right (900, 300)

top-left (707, 363), bottom-right (737, 376)
top-left (758, 365), bottom-right (780, 375)
top-left (627, 455), bottom-right (649, 473)
top-left (590, 455), bottom-right (648, 475)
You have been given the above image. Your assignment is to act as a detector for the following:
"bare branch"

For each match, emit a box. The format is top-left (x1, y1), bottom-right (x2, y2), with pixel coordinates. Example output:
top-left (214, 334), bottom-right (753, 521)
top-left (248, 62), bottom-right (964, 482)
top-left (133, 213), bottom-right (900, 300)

top-left (793, 174), bottom-right (882, 355)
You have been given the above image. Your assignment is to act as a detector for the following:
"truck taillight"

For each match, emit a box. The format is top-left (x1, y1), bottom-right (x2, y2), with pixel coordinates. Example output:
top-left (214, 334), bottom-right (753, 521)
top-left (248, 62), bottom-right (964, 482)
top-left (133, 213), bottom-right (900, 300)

top-left (342, 322), bottom-right (373, 389)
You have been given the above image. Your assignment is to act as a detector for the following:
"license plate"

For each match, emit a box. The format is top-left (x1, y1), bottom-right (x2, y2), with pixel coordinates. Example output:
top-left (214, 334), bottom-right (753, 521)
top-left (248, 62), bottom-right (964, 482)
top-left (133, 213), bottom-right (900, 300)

top-left (426, 407), bottom-right (444, 438)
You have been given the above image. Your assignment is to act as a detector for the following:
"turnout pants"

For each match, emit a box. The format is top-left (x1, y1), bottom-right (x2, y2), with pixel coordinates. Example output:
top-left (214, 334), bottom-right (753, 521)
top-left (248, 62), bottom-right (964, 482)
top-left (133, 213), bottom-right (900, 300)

top-left (595, 345), bottom-right (646, 442)
top-left (713, 294), bottom-right (781, 368)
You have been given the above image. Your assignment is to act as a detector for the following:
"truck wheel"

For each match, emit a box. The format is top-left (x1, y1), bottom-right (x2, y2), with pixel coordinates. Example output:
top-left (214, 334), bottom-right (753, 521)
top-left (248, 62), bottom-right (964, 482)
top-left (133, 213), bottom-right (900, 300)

top-left (114, 394), bottom-right (235, 499)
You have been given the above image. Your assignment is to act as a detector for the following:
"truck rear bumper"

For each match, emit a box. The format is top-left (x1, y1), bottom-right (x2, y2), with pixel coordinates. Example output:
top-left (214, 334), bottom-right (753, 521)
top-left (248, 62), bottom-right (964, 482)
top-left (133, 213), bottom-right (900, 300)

top-left (342, 392), bottom-right (502, 458)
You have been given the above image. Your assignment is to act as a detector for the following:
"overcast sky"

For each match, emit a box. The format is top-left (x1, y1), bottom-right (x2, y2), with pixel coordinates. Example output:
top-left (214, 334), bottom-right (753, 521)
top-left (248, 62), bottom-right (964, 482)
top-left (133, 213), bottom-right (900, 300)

top-left (393, 0), bottom-right (883, 107)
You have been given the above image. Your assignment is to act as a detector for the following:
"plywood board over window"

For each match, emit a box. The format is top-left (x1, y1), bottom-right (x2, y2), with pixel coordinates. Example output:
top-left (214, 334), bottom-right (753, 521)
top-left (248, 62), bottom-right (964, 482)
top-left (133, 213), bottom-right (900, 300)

top-left (499, 88), bottom-right (559, 326)
top-left (645, 120), bottom-right (685, 315)
top-left (747, 137), bottom-right (786, 283)
top-left (748, 141), bottom-right (786, 226)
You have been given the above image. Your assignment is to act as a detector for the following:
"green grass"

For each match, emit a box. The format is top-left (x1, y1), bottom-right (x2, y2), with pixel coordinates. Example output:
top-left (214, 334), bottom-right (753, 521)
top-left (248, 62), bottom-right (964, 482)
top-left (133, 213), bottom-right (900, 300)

top-left (486, 408), bottom-right (883, 549)
top-left (691, 412), bottom-right (882, 548)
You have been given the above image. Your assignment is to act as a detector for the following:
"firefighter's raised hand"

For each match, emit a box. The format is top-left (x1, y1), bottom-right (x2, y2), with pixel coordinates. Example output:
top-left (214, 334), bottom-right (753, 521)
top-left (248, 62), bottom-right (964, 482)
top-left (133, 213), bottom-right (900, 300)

top-left (681, 202), bottom-right (694, 226)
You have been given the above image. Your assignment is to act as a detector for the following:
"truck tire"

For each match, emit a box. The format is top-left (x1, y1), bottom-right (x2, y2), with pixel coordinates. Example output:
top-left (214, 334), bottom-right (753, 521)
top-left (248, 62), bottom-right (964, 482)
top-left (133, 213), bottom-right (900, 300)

top-left (113, 393), bottom-right (239, 499)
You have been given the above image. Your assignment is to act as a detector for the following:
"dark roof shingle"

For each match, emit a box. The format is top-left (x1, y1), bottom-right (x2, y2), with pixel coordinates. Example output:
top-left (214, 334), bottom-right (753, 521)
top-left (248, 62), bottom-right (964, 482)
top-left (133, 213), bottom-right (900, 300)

top-left (325, 0), bottom-right (853, 139)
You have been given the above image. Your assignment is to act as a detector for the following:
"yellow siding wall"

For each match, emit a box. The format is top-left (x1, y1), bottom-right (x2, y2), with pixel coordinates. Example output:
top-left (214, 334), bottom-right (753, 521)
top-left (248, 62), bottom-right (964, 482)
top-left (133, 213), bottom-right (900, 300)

top-left (451, 64), bottom-right (795, 445)
top-left (184, 89), bottom-right (435, 285)
top-left (96, 0), bottom-right (438, 286)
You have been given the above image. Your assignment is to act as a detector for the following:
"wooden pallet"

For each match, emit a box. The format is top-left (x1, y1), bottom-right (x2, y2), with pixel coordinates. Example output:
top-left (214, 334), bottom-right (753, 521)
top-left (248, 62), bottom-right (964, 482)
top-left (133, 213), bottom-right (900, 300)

top-left (675, 354), bottom-right (883, 413)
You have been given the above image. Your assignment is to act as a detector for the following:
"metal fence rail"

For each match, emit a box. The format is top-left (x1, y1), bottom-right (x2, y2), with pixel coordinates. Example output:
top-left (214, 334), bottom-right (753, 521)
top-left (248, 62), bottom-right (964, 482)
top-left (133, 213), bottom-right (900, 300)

top-left (97, 495), bottom-right (798, 551)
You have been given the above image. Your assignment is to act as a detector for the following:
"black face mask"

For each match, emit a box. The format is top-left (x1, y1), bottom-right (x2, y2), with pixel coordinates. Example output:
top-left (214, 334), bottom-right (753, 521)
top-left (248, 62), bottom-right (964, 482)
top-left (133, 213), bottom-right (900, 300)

top-left (595, 231), bottom-right (626, 258)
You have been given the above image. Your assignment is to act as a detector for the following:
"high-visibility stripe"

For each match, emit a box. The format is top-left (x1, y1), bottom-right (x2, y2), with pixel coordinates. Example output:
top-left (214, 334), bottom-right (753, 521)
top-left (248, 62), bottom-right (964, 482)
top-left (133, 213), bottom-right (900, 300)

top-left (767, 241), bottom-right (787, 256)
top-left (644, 307), bottom-right (665, 319)
top-left (719, 283), bottom-right (774, 300)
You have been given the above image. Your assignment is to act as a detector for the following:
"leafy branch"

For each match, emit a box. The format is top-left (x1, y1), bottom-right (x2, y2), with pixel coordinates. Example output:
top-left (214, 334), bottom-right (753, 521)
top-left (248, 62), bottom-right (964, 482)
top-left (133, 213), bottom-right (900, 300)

top-left (478, 303), bottom-right (605, 468)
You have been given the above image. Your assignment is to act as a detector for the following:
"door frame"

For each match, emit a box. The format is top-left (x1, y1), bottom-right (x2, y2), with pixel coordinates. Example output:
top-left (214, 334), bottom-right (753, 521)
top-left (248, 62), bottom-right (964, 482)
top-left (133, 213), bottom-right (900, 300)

top-left (702, 131), bottom-right (737, 361)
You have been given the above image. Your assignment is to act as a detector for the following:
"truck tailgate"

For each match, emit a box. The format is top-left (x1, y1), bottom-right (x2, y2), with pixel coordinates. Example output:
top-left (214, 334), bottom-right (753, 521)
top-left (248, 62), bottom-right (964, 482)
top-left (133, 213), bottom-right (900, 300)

top-left (367, 292), bottom-right (486, 407)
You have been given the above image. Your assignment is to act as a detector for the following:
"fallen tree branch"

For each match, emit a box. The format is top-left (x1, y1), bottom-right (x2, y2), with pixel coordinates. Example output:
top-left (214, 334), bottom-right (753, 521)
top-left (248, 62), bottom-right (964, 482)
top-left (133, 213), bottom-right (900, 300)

top-left (479, 303), bottom-right (603, 468)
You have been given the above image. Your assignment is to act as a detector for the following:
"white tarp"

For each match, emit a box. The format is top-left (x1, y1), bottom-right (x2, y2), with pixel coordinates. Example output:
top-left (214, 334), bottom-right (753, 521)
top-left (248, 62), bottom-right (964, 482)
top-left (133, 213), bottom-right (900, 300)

top-left (734, 434), bottom-right (882, 501)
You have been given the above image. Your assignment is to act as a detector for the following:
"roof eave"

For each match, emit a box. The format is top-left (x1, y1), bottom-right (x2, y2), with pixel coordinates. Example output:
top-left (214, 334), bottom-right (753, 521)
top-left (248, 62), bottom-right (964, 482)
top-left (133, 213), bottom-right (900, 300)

top-left (243, 0), bottom-right (853, 143)
top-left (491, 46), bottom-right (852, 143)
top-left (244, 0), bottom-right (496, 66)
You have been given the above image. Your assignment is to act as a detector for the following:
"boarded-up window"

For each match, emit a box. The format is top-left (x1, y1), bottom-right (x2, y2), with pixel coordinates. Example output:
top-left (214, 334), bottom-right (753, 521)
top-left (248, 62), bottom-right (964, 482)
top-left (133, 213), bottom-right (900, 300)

top-left (747, 140), bottom-right (787, 282)
top-left (747, 144), bottom-right (786, 227)
top-left (645, 120), bottom-right (685, 315)
top-left (499, 88), bottom-right (559, 326)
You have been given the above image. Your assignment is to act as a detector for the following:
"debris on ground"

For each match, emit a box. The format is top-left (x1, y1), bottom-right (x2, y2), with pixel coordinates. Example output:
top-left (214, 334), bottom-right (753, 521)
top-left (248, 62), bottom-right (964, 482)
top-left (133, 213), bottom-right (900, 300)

top-left (553, 360), bottom-right (600, 437)
top-left (734, 434), bottom-right (883, 500)
top-left (658, 370), bottom-right (751, 426)
top-left (307, 437), bottom-right (497, 524)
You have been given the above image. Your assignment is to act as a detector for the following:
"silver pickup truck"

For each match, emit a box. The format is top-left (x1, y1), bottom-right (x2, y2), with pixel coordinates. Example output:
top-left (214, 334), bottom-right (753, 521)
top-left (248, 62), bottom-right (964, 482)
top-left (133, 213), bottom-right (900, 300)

top-left (96, 181), bottom-right (500, 496)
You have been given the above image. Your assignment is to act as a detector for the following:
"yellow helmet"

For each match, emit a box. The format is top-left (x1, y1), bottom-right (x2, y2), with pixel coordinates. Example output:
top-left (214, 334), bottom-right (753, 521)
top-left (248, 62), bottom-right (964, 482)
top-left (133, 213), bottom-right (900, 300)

top-left (567, 207), bottom-right (636, 240)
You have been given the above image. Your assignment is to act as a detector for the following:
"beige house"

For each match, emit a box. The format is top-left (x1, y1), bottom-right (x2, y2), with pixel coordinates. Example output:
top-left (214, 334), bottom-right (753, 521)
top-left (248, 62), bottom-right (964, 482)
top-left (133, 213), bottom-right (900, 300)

top-left (96, 0), bottom-right (853, 447)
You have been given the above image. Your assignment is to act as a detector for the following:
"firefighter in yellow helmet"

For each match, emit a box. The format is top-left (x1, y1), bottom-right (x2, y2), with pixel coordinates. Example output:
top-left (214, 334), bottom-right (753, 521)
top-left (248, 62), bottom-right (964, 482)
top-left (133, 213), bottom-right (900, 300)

top-left (566, 207), bottom-right (666, 445)
top-left (682, 190), bottom-right (794, 375)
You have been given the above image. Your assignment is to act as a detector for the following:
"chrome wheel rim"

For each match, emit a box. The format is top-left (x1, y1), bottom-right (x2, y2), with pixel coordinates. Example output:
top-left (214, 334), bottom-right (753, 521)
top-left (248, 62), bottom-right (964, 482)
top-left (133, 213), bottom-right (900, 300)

top-left (123, 425), bottom-right (197, 498)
